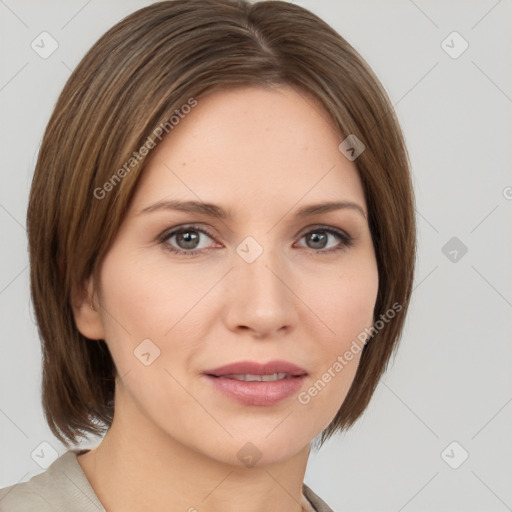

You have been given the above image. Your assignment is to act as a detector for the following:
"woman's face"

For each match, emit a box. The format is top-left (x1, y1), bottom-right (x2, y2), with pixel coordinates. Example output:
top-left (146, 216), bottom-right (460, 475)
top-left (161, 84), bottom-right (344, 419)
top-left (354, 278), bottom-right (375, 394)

top-left (82, 86), bottom-right (379, 466)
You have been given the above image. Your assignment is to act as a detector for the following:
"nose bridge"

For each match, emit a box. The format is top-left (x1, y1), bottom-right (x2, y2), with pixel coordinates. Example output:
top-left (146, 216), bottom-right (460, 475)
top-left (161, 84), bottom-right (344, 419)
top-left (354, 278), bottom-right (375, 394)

top-left (227, 233), bottom-right (297, 334)
top-left (236, 234), bottom-right (287, 300)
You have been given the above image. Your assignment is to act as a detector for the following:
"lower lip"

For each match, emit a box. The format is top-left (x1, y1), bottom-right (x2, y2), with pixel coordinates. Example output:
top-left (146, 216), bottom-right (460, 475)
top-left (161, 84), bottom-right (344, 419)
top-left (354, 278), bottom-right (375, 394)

top-left (204, 375), bottom-right (307, 406)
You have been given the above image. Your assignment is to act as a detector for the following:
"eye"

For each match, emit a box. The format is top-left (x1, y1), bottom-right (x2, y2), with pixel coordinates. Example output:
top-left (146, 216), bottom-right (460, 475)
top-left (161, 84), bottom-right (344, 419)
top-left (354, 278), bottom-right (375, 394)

top-left (158, 224), bottom-right (354, 257)
top-left (159, 225), bottom-right (219, 255)
top-left (295, 226), bottom-right (354, 253)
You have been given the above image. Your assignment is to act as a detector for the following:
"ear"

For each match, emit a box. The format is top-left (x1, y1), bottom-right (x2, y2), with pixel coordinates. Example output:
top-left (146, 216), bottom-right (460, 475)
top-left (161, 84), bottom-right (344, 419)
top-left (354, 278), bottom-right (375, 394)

top-left (71, 276), bottom-right (105, 340)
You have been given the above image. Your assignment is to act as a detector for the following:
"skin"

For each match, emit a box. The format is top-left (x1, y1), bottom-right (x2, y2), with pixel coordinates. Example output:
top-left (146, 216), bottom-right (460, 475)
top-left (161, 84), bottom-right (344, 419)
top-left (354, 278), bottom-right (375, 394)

top-left (73, 85), bottom-right (379, 512)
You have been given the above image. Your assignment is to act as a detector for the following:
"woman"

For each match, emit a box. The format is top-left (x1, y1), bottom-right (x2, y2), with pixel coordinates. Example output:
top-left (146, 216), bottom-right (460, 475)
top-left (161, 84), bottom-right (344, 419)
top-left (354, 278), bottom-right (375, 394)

top-left (0, 1), bottom-right (415, 511)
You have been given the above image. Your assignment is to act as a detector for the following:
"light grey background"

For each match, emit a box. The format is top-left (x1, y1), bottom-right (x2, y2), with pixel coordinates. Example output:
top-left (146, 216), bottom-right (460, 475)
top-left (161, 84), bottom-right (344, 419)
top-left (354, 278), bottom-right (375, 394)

top-left (1, 1), bottom-right (511, 511)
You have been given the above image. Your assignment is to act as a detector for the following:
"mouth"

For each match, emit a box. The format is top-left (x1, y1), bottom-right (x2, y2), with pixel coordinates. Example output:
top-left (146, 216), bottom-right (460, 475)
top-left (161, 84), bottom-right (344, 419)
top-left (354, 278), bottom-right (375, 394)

top-left (203, 360), bottom-right (308, 406)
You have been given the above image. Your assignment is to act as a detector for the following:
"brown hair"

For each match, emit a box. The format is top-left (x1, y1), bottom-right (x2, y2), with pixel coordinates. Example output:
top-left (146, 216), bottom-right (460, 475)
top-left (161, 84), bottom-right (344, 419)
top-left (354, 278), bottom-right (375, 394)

top-left (27, 0), bottom-right (416, 447)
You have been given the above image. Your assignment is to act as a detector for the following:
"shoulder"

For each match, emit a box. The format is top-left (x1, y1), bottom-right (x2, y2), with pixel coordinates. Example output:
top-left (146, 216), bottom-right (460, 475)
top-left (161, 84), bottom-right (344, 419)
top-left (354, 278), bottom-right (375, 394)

top-left (0, 450), bottom-right (105, 512)
top-left (303, 482), bottom-right (336, 512)
top-left (0, 481), bottom-right (54, 512)
top-left (0, 460), bottom-right (65, 512)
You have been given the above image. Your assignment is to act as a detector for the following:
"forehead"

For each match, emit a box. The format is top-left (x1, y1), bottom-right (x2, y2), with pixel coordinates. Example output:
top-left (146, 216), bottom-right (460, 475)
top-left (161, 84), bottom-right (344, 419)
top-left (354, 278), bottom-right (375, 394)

top-left (130, 86), bottom-right (366, 216)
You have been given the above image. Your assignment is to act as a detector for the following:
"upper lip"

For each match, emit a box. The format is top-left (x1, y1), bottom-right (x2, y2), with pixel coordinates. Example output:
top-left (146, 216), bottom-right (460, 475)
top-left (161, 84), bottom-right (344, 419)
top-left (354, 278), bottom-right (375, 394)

top-left (204, 360), bottom-right (308, 377)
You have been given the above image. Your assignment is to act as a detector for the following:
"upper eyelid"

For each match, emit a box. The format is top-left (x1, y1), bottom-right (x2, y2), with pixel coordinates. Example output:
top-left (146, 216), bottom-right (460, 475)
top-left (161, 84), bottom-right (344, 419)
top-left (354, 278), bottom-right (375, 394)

top-left (159, 224), bottom-right (216, 241)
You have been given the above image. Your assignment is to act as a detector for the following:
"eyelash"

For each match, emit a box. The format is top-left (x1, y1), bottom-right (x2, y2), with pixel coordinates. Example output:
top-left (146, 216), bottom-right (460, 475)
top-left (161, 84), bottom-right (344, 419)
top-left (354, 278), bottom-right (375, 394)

top-left (157, 224), bottom-right (354, 257)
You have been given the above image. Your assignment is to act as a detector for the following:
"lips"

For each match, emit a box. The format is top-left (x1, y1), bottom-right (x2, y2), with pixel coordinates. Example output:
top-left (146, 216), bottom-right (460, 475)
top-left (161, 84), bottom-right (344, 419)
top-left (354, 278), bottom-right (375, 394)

top-left (203, 360), bottom-right (308, 406)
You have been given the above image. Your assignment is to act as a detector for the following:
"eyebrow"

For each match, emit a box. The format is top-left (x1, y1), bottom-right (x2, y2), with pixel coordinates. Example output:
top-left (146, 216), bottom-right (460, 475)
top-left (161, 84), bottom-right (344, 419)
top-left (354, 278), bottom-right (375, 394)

top-left (138, 199), bottom-right (367, 220)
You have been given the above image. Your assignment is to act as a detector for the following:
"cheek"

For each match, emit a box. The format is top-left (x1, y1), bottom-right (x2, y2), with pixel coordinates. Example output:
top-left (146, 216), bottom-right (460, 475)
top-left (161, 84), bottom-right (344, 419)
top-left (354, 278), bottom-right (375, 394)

top-left (96, 251), bottom-right (222, 401)
top-left (301, 256), bottom-right (379, 345)
top-left (96, 254), bottom-right (203, 417)
top-left (98, 251), bottom-right (209, 341)
top-left (294, 258), bottom-right (378, 422)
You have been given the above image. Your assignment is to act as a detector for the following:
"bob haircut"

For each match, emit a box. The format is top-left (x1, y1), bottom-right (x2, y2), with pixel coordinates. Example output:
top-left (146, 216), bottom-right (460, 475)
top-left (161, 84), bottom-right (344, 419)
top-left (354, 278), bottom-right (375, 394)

top-left (27, 0), bottom-right (416, 447)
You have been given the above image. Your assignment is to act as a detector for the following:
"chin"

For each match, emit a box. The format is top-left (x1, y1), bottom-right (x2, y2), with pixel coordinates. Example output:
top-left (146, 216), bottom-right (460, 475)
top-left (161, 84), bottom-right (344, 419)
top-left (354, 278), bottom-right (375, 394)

top-left (222, 428), bottom-right (315, 468)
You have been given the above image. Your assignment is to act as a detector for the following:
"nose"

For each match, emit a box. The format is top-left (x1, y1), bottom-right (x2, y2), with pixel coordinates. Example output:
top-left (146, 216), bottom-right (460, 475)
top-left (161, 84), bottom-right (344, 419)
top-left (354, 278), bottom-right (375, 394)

top-left (223, 243), bottom-right (298, 339)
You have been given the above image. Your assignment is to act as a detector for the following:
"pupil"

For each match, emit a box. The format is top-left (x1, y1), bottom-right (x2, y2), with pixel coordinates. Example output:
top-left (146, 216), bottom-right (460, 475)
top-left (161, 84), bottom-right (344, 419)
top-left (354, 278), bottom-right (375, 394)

top-left (308, 232), bottom-right (327, 249)
top-left (177, 230), bottom-right (199, 249)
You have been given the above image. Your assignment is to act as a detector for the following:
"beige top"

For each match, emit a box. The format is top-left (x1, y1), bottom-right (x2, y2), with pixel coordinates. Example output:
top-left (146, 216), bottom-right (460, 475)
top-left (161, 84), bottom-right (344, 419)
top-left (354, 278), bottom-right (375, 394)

top-left (0, 450), bottom-right (334, 512)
